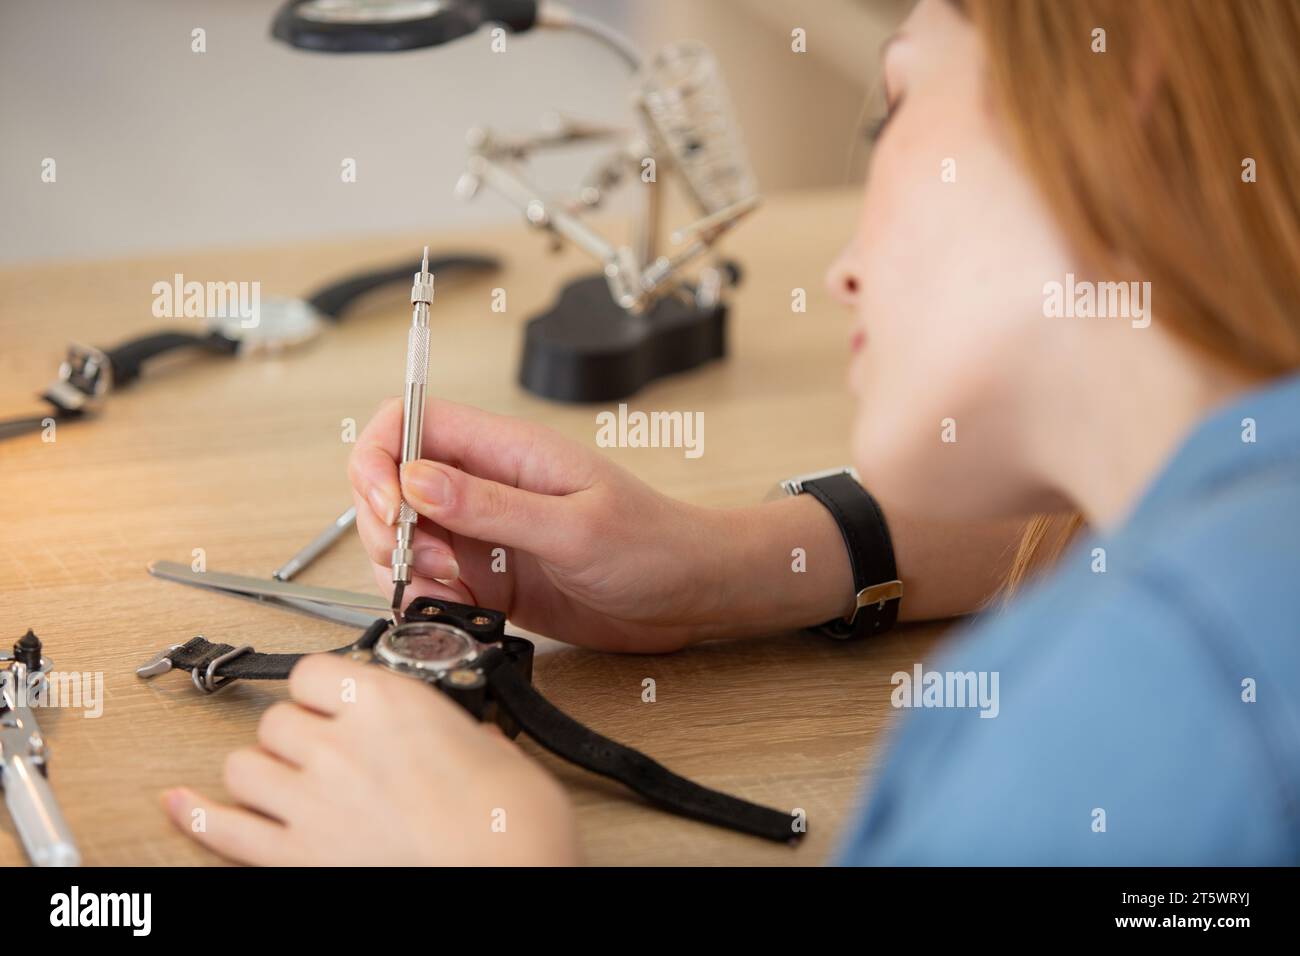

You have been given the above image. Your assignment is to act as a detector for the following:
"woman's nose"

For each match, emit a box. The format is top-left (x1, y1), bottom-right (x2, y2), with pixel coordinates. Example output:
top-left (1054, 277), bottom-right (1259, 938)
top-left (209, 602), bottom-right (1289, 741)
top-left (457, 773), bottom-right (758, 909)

top-left (825, 239), bottom-right (863, 308)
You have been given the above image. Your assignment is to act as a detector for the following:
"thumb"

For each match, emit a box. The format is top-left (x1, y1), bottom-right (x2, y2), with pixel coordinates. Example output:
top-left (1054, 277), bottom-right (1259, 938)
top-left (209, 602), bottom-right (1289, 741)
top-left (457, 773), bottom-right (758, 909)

top-left (401, 459), bottom-right (571, 558)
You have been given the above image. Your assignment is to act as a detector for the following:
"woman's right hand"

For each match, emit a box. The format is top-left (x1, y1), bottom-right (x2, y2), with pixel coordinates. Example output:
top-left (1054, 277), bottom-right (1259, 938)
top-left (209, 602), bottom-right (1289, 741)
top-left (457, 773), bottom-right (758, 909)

top-left (348, 398), bottom-right (736, 652)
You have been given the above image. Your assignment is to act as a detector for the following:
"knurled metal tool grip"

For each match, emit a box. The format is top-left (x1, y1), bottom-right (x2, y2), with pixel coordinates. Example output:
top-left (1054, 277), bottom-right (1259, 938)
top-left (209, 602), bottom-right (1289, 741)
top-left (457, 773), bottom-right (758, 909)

top-left (392, 256), bottom-right (434, 589)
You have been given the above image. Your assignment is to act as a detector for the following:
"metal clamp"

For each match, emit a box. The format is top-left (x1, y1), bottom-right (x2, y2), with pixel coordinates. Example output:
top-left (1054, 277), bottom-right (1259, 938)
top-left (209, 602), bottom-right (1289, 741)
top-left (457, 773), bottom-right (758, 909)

top-left (0, 649), bottom-right (52, 702)
top-left (2, 630), bottom-right (81, 867)
top-left (192, 645), bottom-right (253, 694)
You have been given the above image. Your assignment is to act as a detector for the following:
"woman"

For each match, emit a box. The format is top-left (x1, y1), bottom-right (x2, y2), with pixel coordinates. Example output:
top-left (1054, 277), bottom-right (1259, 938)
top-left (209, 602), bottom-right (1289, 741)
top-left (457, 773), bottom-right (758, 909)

top-left (164, 0), bottom-right (1300, 864)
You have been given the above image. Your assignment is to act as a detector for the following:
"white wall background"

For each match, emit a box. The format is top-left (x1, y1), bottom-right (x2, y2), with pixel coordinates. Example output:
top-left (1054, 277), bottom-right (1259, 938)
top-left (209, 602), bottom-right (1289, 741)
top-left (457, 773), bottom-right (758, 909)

top-left (1, 0), bottom-right (904, 263)
top-left (1, 0), bottom-right (644, 262)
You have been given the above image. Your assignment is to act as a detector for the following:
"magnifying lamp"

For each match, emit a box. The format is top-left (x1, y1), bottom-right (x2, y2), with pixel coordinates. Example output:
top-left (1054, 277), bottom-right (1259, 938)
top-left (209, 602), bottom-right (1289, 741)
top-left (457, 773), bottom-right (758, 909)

top-left (270, 0), bottom-right (757, 403)
top-left (272, 0), bottom-right (640, 65)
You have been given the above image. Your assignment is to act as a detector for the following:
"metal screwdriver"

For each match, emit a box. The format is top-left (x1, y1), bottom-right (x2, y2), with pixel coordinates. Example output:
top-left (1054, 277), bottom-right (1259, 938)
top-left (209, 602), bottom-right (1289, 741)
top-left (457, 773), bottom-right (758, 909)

top-left (273, 505), bottom-right (357, 582)
top-left (390, 246), bottom-right (434, 622)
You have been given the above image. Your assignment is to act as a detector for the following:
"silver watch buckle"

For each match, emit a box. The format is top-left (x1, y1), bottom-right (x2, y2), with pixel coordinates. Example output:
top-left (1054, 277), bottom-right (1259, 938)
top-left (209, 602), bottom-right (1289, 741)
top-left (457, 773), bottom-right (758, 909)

top-left (135, 643), bottom-right (184, 679)
top-left (847, 579), bottom-right (903, 624)
top-left (192, 645), bottom-right (254, 694)
top-left (43, 343), bottom-right (113, 413)
top-left (770, 466), bottom-right (861, 500)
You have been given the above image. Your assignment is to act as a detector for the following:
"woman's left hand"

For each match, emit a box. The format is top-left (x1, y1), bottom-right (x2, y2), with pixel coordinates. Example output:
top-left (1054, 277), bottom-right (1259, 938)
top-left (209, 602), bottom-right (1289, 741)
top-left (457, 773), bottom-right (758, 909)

top-left (161, 653), bottom-right (579, 866)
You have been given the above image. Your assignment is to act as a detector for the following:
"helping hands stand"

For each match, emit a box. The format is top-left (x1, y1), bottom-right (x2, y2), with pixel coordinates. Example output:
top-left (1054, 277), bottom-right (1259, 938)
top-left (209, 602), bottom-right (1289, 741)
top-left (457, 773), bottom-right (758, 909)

top-left (455, 40), bottom-right (758, 402)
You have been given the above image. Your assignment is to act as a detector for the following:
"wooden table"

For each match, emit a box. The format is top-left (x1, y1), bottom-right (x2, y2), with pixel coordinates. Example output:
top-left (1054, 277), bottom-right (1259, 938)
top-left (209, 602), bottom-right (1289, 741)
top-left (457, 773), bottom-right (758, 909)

top-left (0, 187), bottom-right (948, 866)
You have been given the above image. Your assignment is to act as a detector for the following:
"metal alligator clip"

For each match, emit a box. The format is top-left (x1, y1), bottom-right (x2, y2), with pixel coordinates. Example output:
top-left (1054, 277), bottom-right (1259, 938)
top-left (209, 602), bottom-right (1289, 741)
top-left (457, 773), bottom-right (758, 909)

top-left (1, 632), bottom-right (81, 867)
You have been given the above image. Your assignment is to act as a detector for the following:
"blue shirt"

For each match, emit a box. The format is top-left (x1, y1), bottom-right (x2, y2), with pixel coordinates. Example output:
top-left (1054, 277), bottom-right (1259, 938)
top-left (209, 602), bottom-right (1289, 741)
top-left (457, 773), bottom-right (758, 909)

top-left (837, 373), bottom-right (1300, 864)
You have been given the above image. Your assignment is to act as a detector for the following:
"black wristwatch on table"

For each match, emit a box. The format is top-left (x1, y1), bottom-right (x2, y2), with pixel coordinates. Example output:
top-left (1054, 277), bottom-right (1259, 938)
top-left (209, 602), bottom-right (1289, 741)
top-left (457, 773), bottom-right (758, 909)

top-left (138, 597), bottom-right (802, 845)
top-left (773, 467), bottom-right (903, 639)
top-left (0, 253), bottom-right (498, 442)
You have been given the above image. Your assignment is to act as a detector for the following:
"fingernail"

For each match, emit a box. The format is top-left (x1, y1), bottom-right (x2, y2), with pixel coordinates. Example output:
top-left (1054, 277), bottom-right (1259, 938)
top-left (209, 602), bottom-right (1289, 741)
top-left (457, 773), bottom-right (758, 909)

top-left (160, 788), bottom-right (186, 814)
top-left (404, 461), bottom-right (451, 508)
top-left (413, 548), bottom-right (459, 581)
top-left (368, 487), bottom-right (397, 526)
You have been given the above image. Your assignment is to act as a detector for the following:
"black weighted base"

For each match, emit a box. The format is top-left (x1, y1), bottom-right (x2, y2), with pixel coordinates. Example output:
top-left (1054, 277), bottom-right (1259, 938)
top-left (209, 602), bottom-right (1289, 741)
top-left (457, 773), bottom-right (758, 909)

top-left (518, 273), bottom-right (727, 403)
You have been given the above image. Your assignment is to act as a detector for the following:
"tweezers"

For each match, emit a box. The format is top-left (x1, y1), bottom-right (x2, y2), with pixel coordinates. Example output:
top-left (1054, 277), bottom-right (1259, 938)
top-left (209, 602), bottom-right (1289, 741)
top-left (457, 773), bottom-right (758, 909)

top-left (147, 560), bottom-right (387, 628)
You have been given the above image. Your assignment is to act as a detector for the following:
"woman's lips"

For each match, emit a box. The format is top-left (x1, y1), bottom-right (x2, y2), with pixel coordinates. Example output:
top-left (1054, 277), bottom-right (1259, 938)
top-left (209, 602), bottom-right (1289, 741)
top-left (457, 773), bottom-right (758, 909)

top-left (847, 328), bottom-right (867, 395)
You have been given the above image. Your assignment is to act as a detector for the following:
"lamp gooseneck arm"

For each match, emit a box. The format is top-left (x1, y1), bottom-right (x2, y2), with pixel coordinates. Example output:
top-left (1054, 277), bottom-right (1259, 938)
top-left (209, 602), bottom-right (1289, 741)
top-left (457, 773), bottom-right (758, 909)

top-left (536, 1), bottom-right (642, 71)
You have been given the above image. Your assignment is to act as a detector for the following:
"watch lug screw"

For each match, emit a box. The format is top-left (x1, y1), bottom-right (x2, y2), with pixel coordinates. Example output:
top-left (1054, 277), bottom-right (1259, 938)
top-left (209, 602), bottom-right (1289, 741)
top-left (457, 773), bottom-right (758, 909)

top-left (446, 668), bottom-right (484, 688)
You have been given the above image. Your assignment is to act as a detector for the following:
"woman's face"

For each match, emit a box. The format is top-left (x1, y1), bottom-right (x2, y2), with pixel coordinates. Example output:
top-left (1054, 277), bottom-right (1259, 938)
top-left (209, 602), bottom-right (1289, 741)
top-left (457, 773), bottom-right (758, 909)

top-left (828, 0), bottom-right (1078, 519)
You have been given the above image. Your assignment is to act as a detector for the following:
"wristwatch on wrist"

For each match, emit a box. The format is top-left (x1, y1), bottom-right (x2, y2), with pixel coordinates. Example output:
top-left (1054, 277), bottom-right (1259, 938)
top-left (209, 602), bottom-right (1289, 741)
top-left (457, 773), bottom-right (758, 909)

top-left (772, 467), bottom-right (903, 639)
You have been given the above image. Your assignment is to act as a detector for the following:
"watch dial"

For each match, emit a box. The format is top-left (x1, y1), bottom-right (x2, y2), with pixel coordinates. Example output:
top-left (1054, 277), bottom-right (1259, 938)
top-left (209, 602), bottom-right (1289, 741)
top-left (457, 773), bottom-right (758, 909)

top-left (207, 297), bottom-right (323, 354)
top-left (379, 622), bottom-right (476, 672)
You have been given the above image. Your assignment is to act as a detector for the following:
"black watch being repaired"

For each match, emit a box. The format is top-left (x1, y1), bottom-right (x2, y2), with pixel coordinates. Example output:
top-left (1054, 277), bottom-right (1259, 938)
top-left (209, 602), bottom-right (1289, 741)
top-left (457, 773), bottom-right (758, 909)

top-left (138, 597), bottom-right (803, 845)
top-left (775, 467), bottom-right (903, 639)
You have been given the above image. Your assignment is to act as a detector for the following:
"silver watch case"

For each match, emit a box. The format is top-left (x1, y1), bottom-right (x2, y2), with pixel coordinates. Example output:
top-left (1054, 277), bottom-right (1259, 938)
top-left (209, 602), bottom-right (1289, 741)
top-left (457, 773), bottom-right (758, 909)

top-left (206, 297), bottom-right (325, 356)
top-left (371, 620), bottom-right (489, 681)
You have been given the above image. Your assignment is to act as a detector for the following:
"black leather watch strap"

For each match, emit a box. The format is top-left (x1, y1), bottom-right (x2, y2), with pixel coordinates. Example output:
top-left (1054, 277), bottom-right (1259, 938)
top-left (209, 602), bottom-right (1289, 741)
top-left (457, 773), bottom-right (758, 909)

top-left (487, 661), bottom-right (801, 844)
top-left (1, 331), bottom-right (240, 444)
top-left (145, 619), bottom-right (387, 688)
top-left (105, 330), bottom-right (239, 386)
top-left (154, 635), bottom-right (347, 685)
top-left (0, 411), bottom-right (76, 440)
top-left (802, 473), bottom-right (902, 639)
